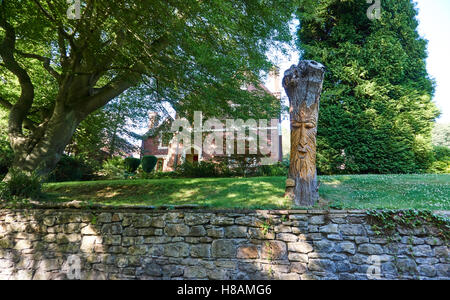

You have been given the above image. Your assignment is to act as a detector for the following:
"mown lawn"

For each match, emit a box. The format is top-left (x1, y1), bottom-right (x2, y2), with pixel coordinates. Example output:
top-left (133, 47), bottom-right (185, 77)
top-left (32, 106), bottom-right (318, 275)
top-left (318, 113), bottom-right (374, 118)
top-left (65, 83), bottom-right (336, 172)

top-left (42, 174), bottom-right (450, 210)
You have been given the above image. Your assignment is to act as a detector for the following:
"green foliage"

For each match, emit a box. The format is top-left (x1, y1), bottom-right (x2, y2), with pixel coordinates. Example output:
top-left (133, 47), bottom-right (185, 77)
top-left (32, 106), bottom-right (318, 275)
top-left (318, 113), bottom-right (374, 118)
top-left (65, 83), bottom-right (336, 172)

top-left (0, 110), bottom-right (12, 179)
top-left (175, 161), bottom-right (220, 178)
top-left (297, 0), bottom-right (440, 174)
top-left (0, 169), bottom-right (42, 200)
top-left (428, 146), bottom-right (450, 174)
top-left (259, 162), bottom-right (288, 177)
top-left (47, 155), bottom-right (96, 182)
top-left (368, 209), bottom-right (450, 241)
top-left (0, 0), bottom-right (301, 176)
top-left (0, 139), bottom-right (13, 179)
top-left (124, 157), bottom-right (141, 174)
top-left (0, 182), bottom-right (10, 200)
top-left (142, 156), bottom-right (158, 174)
top-left (100, 157), bottom-right (125, 180)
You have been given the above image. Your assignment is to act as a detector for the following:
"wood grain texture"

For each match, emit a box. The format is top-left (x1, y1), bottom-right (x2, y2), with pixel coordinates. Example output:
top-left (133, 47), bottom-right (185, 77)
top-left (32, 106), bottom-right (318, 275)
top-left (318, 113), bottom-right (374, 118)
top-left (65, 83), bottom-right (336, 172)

top-left (283, 60), bottom-right (325, 207)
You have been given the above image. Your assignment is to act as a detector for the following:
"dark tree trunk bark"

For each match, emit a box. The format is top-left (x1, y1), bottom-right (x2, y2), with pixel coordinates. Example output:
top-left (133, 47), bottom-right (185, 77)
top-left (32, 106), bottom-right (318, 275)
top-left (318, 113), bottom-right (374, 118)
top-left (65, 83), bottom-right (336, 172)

top-left (3, 103), bottom-right (84, 181)
top-left (283, 60), bottom-right (325, 207)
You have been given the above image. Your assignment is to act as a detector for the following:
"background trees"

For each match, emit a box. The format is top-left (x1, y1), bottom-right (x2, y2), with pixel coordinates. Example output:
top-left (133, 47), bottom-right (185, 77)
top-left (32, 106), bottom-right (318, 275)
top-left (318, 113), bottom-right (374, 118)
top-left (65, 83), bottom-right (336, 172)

top-left (297, 0), bottom-right (440, 174)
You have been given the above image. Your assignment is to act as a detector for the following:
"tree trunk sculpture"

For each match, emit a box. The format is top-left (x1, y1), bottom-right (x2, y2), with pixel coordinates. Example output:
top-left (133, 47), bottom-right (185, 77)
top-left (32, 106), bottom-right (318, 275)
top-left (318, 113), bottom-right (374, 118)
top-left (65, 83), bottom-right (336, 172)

top-left (283, 60), bottom-right (325, 207)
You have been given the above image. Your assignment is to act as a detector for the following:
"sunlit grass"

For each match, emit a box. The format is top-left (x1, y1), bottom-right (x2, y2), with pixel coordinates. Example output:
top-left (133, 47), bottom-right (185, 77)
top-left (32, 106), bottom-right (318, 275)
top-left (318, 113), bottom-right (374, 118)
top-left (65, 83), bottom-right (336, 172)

top-left (42, 174), bottom-right (450, 210)
top-left (319, 174), bottom-right (450, 210)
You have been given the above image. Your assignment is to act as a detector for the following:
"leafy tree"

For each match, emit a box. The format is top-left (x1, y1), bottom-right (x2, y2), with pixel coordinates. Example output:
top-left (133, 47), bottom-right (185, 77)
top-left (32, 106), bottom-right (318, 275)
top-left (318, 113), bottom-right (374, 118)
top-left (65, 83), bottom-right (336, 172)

top-left (66, 88), bottom-right (149, 164)
top-left (297, 0), bottom-right (439, 174)
top-left (0, 0), bottom-right (299, 179)
top-left (0, 108), bottom-right (13, 178)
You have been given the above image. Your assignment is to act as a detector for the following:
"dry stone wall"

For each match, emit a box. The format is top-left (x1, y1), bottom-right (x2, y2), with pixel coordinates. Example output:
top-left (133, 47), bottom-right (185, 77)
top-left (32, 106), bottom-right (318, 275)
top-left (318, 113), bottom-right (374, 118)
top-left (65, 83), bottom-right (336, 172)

top-left (0, 209), bottom-right (448, 280)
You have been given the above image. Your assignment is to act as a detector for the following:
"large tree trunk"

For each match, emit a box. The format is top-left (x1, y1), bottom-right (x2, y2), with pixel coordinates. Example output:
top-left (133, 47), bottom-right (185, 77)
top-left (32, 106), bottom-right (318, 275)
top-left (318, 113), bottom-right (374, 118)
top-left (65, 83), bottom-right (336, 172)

top-left (3, 103), bottom-right (83, 181)
top-left (283, 60), bottom-right (325, 207)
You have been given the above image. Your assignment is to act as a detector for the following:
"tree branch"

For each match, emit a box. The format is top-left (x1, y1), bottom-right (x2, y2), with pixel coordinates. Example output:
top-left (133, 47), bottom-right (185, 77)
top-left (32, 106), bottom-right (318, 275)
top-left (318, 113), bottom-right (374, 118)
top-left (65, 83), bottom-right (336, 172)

top-left (0, 96), bottom-right (37, 131)
top-left (0, 8), bottom-right (35, 137)
top-left (78, 64), bottom-right (146, 114)
top-left (15, 50), bottom-right (61, 81)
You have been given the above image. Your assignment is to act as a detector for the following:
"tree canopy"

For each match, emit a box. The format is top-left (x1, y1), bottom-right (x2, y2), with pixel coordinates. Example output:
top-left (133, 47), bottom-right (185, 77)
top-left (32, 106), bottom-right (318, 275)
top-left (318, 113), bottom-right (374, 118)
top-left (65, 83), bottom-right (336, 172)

top-left (0, 0), bottom-right (300, 178)
top-left (297, 0), bottom-right (439, 174)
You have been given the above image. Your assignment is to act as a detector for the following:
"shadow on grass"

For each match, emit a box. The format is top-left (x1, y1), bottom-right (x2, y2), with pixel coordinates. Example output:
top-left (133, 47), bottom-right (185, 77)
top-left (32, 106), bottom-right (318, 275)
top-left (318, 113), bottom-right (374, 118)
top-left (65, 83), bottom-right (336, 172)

top-left (42, 177), bottom-right (290, 209)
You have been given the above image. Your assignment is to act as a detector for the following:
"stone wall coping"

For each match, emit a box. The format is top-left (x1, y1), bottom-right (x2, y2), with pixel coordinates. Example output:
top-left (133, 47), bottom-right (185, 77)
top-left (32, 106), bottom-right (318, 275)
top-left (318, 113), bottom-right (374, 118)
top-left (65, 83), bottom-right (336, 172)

top-left (0, 202), bottom-right (448, 217)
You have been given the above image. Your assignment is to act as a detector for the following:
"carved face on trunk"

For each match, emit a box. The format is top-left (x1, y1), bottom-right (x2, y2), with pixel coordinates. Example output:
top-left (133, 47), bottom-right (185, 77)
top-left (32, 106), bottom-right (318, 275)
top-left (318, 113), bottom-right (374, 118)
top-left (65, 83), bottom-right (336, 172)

top-left (282, 60), bottom-right (325, 207)
top-left (290, 102), bottom-right (318, 177)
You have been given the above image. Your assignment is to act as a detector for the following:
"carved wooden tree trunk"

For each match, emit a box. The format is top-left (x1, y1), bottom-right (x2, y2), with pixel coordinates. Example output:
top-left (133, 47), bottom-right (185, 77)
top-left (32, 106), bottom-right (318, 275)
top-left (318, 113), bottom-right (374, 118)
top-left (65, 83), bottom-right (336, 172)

top-left (283, 60), bottom-right (325, 207)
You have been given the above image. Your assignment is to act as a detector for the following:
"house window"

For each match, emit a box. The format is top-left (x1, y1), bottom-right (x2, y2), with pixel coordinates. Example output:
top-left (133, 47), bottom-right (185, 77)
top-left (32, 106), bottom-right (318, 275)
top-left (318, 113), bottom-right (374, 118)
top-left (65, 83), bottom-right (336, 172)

top-left (158, 133), bottom-right (171, 149)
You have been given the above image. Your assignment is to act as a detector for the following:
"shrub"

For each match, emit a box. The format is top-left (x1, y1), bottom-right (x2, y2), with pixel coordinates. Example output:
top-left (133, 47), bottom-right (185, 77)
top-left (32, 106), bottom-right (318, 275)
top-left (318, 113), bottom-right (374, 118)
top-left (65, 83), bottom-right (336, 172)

top-left (124, 157), bottom-right (141, 174)
top-left (0, 182), bottom-right (10, 200)
top-left (100, 157), bottom-right (125, 179)
top-left (428, 146), bottom-right (450, 174)
top-left (259, 162), bottom-right (288, 176)
top-left (47, 155), bottom-right (95, 182)
top-left (0, 169), bottom-right (42, 200)
top-left (175, 161), bottom-right (220, 178)
top-left (0, 140), bottom-right (13, 180)
top-left (142, 155), bottom-right (158, 173)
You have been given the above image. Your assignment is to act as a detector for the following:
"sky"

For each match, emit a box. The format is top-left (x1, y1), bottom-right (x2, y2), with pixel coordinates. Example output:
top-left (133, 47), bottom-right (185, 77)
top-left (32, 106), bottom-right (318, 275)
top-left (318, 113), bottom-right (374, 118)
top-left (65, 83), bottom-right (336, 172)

top-left (414, 0), bottom-right (450, 124)
top-left (266, 0), bottom-right (450, 124)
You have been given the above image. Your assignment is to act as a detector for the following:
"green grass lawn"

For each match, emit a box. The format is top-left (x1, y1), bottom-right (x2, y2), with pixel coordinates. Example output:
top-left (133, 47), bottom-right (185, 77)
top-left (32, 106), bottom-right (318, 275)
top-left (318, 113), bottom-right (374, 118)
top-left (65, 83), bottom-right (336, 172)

top-left (42, 174), bottom-right (450, 210)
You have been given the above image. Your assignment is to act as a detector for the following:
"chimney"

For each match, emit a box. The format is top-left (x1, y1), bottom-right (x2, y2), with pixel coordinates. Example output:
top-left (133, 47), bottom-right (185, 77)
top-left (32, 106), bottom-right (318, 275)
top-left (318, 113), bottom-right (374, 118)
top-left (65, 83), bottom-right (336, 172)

top-left (148, 112), bottom-right (158, 129)
top-left (269, 66), bottom-right (281, 100)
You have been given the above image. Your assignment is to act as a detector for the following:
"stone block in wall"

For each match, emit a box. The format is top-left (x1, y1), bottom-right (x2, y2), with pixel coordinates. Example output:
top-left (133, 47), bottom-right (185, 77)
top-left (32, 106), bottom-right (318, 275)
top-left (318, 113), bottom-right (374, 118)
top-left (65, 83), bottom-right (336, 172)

top-left (224, 226), bottom-right (248, 238)
top-left (184, 266), bottom-right (207, 279)
top-left (434, 246), bottom-right (449, 259)
top-left (290, 262), bottom-right (307, 274)
top-left (339, 224), bottom-right (366, 236)
top-left (210, 215), bottom-right (234, 226)
top-left (357, 244), bottom-right (384, 255)
top-left (412, 245), bottom-right (433, 257)
top-left (164, 242), bottom-right (189, 257)
top-left (308, 259), bottom-right (336, 273)
top-left (395, 258), bottom-right (418, 276)
top-left (96, 213), bottom-right (112, 224)
top-left (236, 245), bottom-right (259, 259)
top-left (309, 215), bottom-right (325, 225)
top-left (276, 233), bottom-right (298, 242)
top-left (288, 253), bottom-right (308, 263)
top-left (189, 226), bottom-right (206, 237)
top-left (190, 244), bottom-right (211, 258)
top-left (164, 224), bottom-right (189, 237)
top-left (287, 241), bottom-right (313, 254)
top-left (336, 242), bottom-right (356, 255)
top-left (101, 224), bottom-right (123, 235)
top-left (184, 213), bottom-right (212, 225)
top-left (211, 240), bottom-right (236, 258)
top-left (313, 240), bottom-right (335, 253)
top-left (206, 227), bottom-right (224, 238)
top-left (261, 241), bottom-right (287, 260)
top-left (248, 227), bottom-right (275, 240)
